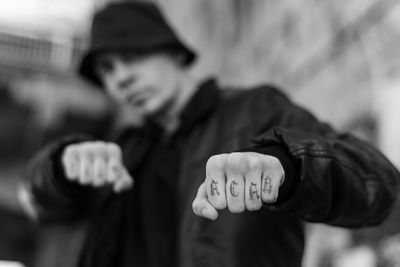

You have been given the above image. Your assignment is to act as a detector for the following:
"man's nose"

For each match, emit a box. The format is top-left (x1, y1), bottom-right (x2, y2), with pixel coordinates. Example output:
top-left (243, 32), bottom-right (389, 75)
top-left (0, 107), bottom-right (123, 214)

top-left (113, 62), bottom-right (136, 91)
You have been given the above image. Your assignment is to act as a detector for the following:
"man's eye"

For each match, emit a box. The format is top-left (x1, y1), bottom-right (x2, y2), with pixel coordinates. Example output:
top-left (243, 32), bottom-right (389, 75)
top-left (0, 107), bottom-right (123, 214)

top-left (120, 52), bottom-right (143, 64)
top-left (95, 61), bottom-right (113, 75)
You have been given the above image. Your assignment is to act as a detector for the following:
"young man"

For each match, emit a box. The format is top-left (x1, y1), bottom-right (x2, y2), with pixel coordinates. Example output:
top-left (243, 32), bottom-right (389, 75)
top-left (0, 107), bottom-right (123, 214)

top-left (21, 2), bottom-right (400, 267)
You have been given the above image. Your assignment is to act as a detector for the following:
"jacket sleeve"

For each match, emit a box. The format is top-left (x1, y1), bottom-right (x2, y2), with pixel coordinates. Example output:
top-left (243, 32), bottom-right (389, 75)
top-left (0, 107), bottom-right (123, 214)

top-left (20, 135), bottom-right (96, 223)
top-left (251, 87), bottom-right (400, 228)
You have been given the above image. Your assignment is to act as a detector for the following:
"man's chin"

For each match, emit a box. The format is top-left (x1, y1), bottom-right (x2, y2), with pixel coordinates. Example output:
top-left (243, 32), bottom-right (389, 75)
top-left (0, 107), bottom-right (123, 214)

top-left (136, 101), bottom-right (173, 128)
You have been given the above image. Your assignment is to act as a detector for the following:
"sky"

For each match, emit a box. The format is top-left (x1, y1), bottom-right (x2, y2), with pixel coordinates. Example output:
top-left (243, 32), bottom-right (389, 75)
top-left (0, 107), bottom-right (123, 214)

top-left (0, 0), bottom-right (96, 36)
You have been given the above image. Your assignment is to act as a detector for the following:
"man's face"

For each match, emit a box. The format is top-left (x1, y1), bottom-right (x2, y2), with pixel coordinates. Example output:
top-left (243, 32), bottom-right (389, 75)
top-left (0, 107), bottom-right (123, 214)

top-left (94, 51), bottom-right (183, 121)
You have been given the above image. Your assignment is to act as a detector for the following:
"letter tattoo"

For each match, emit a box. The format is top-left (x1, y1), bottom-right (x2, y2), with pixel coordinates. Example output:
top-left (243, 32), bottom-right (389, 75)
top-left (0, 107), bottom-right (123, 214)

top-left (210, 179), bottom-right (220, 196)
top-left (230, 180), bottom-right (239, 197)
top-left (263, 176), bottom-right (272, 194)
top-left (249, 182), bottom-right (260, 200)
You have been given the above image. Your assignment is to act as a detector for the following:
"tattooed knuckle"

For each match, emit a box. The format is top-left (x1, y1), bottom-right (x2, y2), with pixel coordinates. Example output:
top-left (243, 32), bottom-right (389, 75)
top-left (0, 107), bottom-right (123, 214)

top-left (248, 182), bottom-right (261, 201)
top-left (209, 178), bottom-right (223, 200)
top-left (228, 180), bottom-right (241, 198)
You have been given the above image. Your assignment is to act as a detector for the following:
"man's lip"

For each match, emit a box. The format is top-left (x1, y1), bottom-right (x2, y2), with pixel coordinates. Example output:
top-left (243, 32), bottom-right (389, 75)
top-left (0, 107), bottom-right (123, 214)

top-left (126, 91), bottom-right (148, 106)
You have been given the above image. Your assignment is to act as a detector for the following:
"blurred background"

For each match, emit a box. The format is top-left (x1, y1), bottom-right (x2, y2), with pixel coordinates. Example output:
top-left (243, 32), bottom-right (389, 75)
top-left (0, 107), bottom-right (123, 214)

top-left (0, 0), bottom-right (400, 266)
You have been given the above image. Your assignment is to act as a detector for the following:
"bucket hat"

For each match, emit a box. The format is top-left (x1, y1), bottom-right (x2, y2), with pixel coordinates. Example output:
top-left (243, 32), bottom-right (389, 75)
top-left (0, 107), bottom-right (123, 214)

top-left (78, 1), bottom-right (197, 87)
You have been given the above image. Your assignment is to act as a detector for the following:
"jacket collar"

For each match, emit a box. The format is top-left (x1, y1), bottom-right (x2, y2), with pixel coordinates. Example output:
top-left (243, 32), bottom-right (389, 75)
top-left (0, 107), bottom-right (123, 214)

top-left (113, 78), bottom-right (220, 140)
top-left (179, 78), bottom-right (220, 135)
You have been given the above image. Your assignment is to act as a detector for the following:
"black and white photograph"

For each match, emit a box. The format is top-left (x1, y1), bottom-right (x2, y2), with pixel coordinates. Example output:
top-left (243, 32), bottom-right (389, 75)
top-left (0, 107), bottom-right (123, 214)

top-left (0, 1), bottom-right (400, 267)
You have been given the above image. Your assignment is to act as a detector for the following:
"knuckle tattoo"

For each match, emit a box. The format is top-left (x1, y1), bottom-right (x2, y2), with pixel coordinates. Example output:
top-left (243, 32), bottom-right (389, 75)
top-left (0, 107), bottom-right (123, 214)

top-left (249, 182), bottom-right (260, 200)
top-left (210, 179), bottom-right (220, 196)
top-left (229, 180), bottom-right (239, 197)
top-left (262, 176), bottom-right (273, 195)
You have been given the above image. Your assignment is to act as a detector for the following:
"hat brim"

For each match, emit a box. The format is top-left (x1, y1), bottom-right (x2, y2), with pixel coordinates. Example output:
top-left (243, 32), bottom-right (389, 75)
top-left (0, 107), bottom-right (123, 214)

top-left (78, 44), bottom-right (196, 88)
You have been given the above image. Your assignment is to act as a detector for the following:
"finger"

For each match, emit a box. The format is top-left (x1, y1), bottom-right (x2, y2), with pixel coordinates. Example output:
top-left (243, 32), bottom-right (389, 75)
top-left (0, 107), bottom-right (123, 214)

top-left (93, 154), bottom-right (108, 187)
top-left (261, 172), bottom-right (285, 204)
top-left (205, 154), bottom-right (227, 210)
top-left (90, 142), bottom-right (108, 187)
top-left (192, 182), bottom-right (218, 220)
top-left (225, 164), bottom-right (245, 213)
top-left (106, 143), bottom-right (123, 183)
top-left (244, 161), bottom-right (263, 211)
top-left (113, 168), bottom-right (134, 193)
top-left (260, 156), bottom-right (285, 204)
top-left (107, 160), bottom-right (124, 184)
top-left (79, 146), bottom-right (94, 185)
top-left (61, 145), bottom-right (80, 180)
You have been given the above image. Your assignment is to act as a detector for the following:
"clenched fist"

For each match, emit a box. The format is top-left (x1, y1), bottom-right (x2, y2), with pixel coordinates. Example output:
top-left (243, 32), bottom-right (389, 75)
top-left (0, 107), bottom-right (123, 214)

top-left (61, 141), bottom-right (133, 193)
top-left (192, 152), bottom-right (285, 220)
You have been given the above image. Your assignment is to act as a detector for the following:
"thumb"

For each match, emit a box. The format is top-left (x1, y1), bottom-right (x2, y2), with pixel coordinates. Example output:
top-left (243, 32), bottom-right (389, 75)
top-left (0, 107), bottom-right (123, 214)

top-left (192, 182), bottom-right (219, 220)
top-left (113, 167), bottom-right (134, 193)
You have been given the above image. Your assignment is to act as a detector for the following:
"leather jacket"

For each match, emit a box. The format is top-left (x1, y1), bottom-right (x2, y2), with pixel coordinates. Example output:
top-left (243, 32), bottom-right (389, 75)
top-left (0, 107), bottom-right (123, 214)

top-left (23, 79), bottom-right (400, 267)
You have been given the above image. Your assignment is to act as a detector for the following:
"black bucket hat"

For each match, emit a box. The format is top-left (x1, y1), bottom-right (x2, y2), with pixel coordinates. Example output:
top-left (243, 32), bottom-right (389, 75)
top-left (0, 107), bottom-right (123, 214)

top-left (78, 1), bottom-right (197, 87)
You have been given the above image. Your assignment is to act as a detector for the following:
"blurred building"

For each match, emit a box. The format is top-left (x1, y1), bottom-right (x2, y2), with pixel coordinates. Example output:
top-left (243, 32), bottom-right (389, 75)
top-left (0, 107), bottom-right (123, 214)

top-left (0, 0), bottom-right (112, 133)
top-left (0, 2), bottom-right (110, 266)
top-left (0, 0), bottom-right (95, 81)
top-left (0, 28), bottom-right (84, 83)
